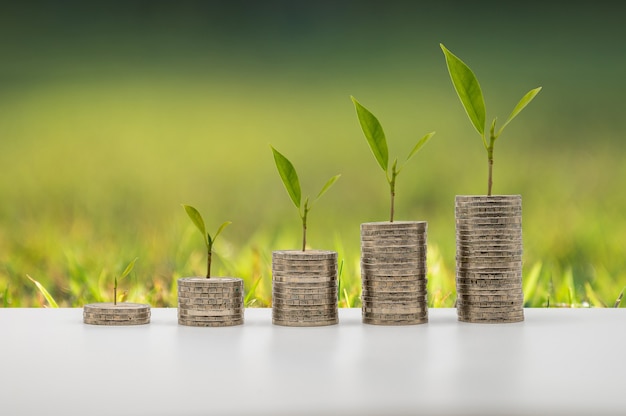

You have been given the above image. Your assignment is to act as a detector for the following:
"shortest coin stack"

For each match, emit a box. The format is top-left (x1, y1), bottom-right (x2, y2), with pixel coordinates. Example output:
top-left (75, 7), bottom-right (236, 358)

top-left (83, 302), bottom-right (151, 326)
top-left (361, 221), bottom-right (428, 325)
top-left (177, 277), bottom-right (244, 327)
top-left (455, 195), bottom-right (524, 323)
top-left (272, 250), bottom-right (338, 327)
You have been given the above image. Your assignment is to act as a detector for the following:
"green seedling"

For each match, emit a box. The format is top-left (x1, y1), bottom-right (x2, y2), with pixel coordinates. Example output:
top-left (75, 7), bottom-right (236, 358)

top-left (441, 43), bottom-right (541, 196)
top-left (113, 257), bottom-right (138, 305)
top-left (271, 146), bottom-right (340, 252)
top-left (351, 96), bottom-right (435, 222)
top-left (182, 204), bottom-right (231, 278)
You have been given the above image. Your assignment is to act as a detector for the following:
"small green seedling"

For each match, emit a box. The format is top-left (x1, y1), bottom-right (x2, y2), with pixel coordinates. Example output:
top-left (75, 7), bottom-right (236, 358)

top-left (182, 204), bottom-right (231, 278)
top-left (271, 146), bottom-right (340, 252)
top-left (113, 257), bottom-right (138, 305)
top-left (441, 43), bottom-right (542, 196)
top-left (351, 96), bottom-right (435, 222)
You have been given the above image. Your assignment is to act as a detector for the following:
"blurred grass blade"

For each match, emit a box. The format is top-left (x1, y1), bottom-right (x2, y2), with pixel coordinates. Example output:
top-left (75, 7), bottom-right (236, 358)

top-left (522, 262), bottom-right (542, 306)
top-left (271, 146), bottom-right (301, 209)
top-left (315, 174), bottom-right (341, 201)
top-left (615, 288), bottom-right (624, 308)
top-left (406, 131), bottom-right (436, 163)
top-left (183, 204), bottom-right (209, 247)
top-left (351, 96), bottom-right (389, 172)
top-left (3, 285), bottom-right (8, 307)
top-left (343, 288), bottom-right (351, 308)
top-left (120, 257), bottom-right (138, 281)
top-left (244, 276), bottom-right (263, 307)
top-left (584, 282), bottom-right (606, 307)
top-left (26, 275), bottom-right (59, 308)
top-left (440, 43), bottom-right (486, 137)
top-left (497, 87), bottom-right (542, 137)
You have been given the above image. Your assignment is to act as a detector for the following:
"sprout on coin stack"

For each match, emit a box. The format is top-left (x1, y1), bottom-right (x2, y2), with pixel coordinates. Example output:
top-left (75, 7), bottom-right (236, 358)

top-left (83, 257), bottom-right (151, 326)
top-left (441, 43), bottom-right (541, 323)
top-left (270, 146), bottom-right (341, 327)
top-left (177, 205), bottom-right (244, 327)
top-left (351, 96), bottom-right (435, 325)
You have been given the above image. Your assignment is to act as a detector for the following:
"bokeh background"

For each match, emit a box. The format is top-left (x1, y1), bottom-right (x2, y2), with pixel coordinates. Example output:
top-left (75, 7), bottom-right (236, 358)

top-left (1, 1), bottom-right (624, 307)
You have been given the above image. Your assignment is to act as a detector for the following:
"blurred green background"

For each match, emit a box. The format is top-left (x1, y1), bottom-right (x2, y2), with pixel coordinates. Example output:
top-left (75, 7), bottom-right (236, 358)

top-left (1, 1), bottom-right (625, 307)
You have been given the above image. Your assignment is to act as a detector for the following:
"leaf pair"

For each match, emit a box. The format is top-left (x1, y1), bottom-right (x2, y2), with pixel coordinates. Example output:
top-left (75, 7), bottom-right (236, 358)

top-left (271, 146), bottom-right (340, 216)
top-left (351, 96), bottom-right (435, 179)
top-left (440, 43), bottom-right (542, 146)
top-left (182, 204), bottom-right (231, 251)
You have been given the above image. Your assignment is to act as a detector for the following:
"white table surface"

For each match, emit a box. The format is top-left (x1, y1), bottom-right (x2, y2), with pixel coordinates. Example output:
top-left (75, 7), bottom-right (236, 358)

top-left (1, 308), bottom-right (623, 416)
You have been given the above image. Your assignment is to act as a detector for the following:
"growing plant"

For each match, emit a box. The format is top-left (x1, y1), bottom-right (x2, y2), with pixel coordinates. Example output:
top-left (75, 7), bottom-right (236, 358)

top-left (182, 204), bottom-right (231, 278)
top-left (351, 96), bottom-right (435, 222)
top-left (271, 146), bottom-right (340, 252)
top-left (440, 43), bottom-right (541, 196)
top-left (113, 257), bottom-right (138, 305)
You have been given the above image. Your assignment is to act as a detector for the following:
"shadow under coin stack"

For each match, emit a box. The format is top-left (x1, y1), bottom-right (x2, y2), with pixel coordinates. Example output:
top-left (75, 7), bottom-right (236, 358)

top-left (177, 277), bottom-right (244, 327)
top-left (272, 250), bottom-right (338, 327)
top-left (83, 303), bottom-right (150, 325)
top-left (455, 195), bottom-right (524, 323)
top-left (360, 221), bottom-right (428, 325)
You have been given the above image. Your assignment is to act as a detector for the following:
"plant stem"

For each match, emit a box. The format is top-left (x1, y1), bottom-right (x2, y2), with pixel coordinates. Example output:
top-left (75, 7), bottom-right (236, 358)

top-left (114, 286), bottom-right (117, 306)
top-left (206, 246), bottom-right (212, 278)
top-left (301, 211), bottom-right (308, 252)
top-left (487, 156), bottom-right (493, 196)
top-left (389, 172), bottom-right (397, 222)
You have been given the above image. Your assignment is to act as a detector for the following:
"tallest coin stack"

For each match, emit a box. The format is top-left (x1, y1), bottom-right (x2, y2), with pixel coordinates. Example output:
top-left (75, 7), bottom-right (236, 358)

top-left (455, 195), bottom-right (524, 323)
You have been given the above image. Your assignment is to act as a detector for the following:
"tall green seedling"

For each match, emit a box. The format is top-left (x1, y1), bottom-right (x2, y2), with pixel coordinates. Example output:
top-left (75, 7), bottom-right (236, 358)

top-left (440, 43), bottom-right (541, 196)
top-left (351, 96), bottom-right (435, 222)
top-left (271, 146), bottom-right (340, 251)
top-left (182, 204), bottom-right (231, 278)
top-left (113, 257), bottom-right (138, 305)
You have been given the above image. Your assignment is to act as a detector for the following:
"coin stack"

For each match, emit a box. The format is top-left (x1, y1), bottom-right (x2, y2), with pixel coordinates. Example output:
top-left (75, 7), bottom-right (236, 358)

top-left (83, 302), bottom-right (150, 326)
top-left (272, 250), bottom-right (338, 327)
top-left (455, 195), bottom-right (524, 323)
top-left (360, 221), bottom-right (428, 325)
top-left (177, 277), bottom-right (244, 327)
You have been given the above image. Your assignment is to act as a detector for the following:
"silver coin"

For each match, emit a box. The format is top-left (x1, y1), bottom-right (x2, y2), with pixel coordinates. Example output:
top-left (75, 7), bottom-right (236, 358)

top-left (363, 317), bottom-right (428, 326)
top-left (272, 317), bottom-right (338, 327)
top-left (272, 250), bottom-right (336, 261)
top-left (178, 317), bottom-right (244, 327)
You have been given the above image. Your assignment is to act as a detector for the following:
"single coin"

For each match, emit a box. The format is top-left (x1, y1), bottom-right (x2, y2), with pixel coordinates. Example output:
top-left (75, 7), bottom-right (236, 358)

top-left (363, 317), bottom-right (428, 326)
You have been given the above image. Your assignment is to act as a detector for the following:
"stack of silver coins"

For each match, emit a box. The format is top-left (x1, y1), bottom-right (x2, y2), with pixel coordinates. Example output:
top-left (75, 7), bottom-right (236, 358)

top-left (360, 221), bottom-right (428, 325)
top-left (83, 303), bottom-right (150, 325)
top-left (272, 250), bottom-right (338, 327)
top-left (455, 195), bottom-right (524, 323)
top-left (177, 277), bottom-right (244, 327)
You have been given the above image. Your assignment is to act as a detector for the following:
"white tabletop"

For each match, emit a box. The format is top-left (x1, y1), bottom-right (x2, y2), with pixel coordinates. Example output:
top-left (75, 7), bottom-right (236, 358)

top-left (1, 308), bottom-right (623, 416)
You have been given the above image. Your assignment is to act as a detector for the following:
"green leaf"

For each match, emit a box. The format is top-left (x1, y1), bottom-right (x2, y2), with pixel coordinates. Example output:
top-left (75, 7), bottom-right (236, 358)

top-left (182, 204), bottom-right (209, 248)
top-left (271, 146), bottom-right (301, 209)
top-left (26, 274), bottom-right (59, 308)
top-left (497, 87), bottom-right (542, 137)
top-left (212, 221), bottom-right (232, 242)
top-left (315, 174), bottom-right (341, 201)
top-left (406, 131), bottom-right (436, 163)
top-left (351, 96), bottom-right (389, 172)
top-left (440, 44), bottom-right (486, 137)
top-left (119, 257), bottom-right (138, 281)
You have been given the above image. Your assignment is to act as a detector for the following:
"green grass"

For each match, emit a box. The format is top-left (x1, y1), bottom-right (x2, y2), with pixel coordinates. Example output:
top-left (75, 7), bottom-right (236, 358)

top-left (1, 76), bottom-right (625, 308)
top-left (1, 4), bottom-right (625, 308)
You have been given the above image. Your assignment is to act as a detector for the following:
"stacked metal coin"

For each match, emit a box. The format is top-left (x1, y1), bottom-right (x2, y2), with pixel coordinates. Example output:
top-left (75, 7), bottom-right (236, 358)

top-left (360, 221), bottom-right (428, 325)
top-left (272, 250), bottom-right (338, 327)
top-left (455, 195), bottom-right (524, 323)
top-left (177, 277), bottom-right (244, 327)
top-left (83, 302), bottom-right (150, 325)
